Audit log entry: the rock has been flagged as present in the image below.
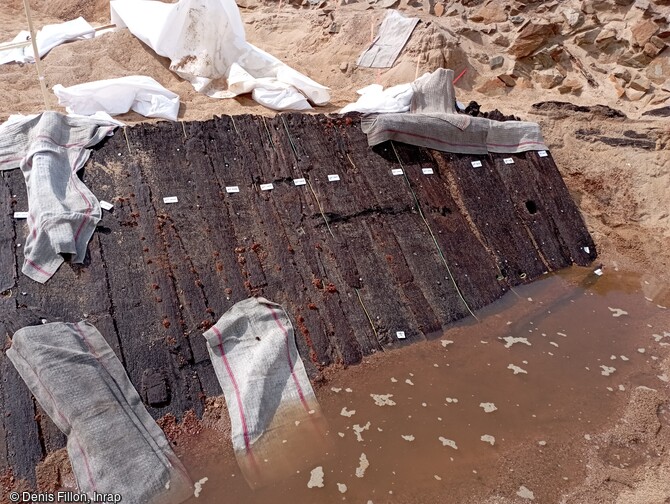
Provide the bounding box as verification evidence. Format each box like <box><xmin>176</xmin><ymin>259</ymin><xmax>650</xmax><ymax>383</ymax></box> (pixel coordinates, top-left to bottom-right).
<box><xmin>516</xmin><ymin>77</ymin><xmax>534</xmax><ymax>90</ymax></box>
<box><xmin>236</xmin><ymin>0</ymin><xmax>260</xmax><ymax>8</ymax></box>
<box><xmin>380</xmin><ymin>0</ymin><xmax>400</xmax><ymax>8</ymax></box>
<box><xmin>490</xmin><ymin>55</ymin><xmax>505</xmax><ymax>69</ymax></box>
<box><xmin>561</xmin><ymin>8</ymin><xmax>584</xmax><ymax>28</ymax></box>
<box><xmin>532</xmin><ymin>50</ymin><xmax>557</xmax><ymax>69</ymax></box>
<box><xmin>470</xmin><ymin>1</ymin><xmax>507</xmax><ymax>24</ymax></box>
<box><xmin>536</xmin><ymin>1</ymin><xmax>559</xmax><ymax>13</ymax></box>
<box><xmin>497</xmin><ymin>73</ymin><xmax>517</xmax><ymax>86</ymax></box>
<box><xmin>647</xmin><ymin>58</ymin><xmax>670</xmax><ymax>84</ymax></box>
<box><xmin>609</xmin><ymin>75</ymin><xmax>627</xmax><ymax>98</ymax></box>
<box><xmin>339</xmin><ymin>62</ymin><xmax>348</xmax><ymax>72</ymax></box>
<box><xmin>595</xmin><ymin>28</ymin><xmax>617</xmax><ymax>46</ymax></box>
<box><xmin>558</xmin><ymin>78</ymin><xmax>583</xmax><ymax>94</ymax></box>
<box><xmin>629</xmin><ymin>73</ymin><xmax>652</xmax><ymax>92</ymax></box>
<box><xmin>575</xmin><ymin>28</ymin><xmax>601</xmax><ymax>46</ymax></box>
<box><xmin>329</xmin><ymin>22</ymin><xmax>340</xmax><ymax>33</ymax></box>
<box><xmin>493</xmin><ymin>34</ymin><xmax>510</xmax><ymax>46</ymax></box>
<box><xmin>590</xmin><ymin>63</ymin><xmax>608</xmax><ymax>74</ymax></box>
<box><xmin>643</xmin><ymin>36</ymin><xmax>666</xmax><ymax>58</ymax></box>
<box><xmin>619</xmin><ymin>50</ymin><xmax>652</xmax><ymax>68</ymax></box>
<box><xmin>509</xmin><ymin>15</ymin><xmax>525</xmax><ymax>24</ymax></box>
<box><xmin>634</xmin><ymin>0</ymin><xmax>650</xmax><ymax>11</ymax></box>
<box><xmin>434</xmin><ymin>3</ymin><xmax>445</xmax><ymax>16</ymax></box>
<box><xmin>509</xmin><ymin>22</ymin><xmax>560</xmax><ymax>58</ymax></box>
<box><xmin>614</xmin><ymin>67</ymin><xmax>632</xmax><ymax>83</ymax></box>
<box><xmin>625</xmin><ymin>87</ymin><xmax>647</xmax><ymax>100</ymax></box>
<box><xmin>475</xmin><ymin>77</ymin><xmax>508</xmax><ymax>96</ymax></box>
<box><xmin>509</xmin><ymin>1</ymin><xmax>527</xmax><ymax>16</ymax></box>
<box><xmin>533</xmin><ymin>68</ymin><xmax>565</xmax><ymax>89</ymax></box>
<box><xmin>631</xmin><ymin>19</ymin><xmax>659</xmax><ymax>46</ymax></box>
<box><xmin>644</xmin><ymin>41</ymin><xmax>663</xmax><ymax>58</ymax></box>
<box><xmin>582</xmin><ymin>1</ymin><xmax>595</xmax><ymax>14</ymax></box>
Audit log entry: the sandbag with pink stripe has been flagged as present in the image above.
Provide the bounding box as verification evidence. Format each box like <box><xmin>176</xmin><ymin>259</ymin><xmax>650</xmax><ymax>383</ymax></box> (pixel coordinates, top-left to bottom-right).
<box><xmin>203</xmin><ymin>297</ymin><xmax>328</xmax><ymax>488</ymax></box>
<box><xmin>7</xmin><ymin>321</ymin><xmax>193</xmax><ymax>503</ymax></box>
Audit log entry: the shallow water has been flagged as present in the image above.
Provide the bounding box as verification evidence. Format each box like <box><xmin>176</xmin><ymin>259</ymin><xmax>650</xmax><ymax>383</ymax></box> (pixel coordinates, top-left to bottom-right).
<box><xmin>181</xmin><ymin>266</ymin><xmax>670</xmax><ymax>503</ymax></box>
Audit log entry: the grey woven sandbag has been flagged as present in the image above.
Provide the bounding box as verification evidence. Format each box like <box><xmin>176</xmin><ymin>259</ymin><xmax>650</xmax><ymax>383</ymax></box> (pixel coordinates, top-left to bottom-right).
<box><xmin>203</xmin><ymin>297</ymin><xmax>329</xmax><ymax>489</ymax></box>
<box><xmin>361</xmin><ymin>68</ymin><xmax>548</xmax><ymax>154</ymax></box>
<box><xmin>7</xmin><ymin>321</ymin><xmax>193</xmax><ymax>504</ymax></box>
<box><xmin>0</xmin><ymin>112</ymin><xmax>117</xmax><ymax>283</ymax></box>
<box><xmin>361</xmin><ymin>112</ymin><xmax>490</xmax><ymax>154</ymax></box>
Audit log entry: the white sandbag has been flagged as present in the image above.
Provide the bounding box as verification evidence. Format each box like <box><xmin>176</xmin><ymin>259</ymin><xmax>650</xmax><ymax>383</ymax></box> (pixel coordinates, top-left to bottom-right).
<box><xmin>357</xmin><ymin>10</ymin><xmax>419</xmax><ymax>69</ymax></box>
<box><xmin>0</xmin><ymin>31</ymin><xmax>30</xmax><ymax>65</ymax></box>
<box><xmin>53</xmin><ymin>76</ymin><xmax>181</xmax><ymax>121</ymax></box>
<box><xmin>340</xmin><ymin>83</ymin><xmax>414</xmax><ymax>114</ymax></box>
<box><xmin>0</xmin><ymin>18</ymin><xmax>94</xmax><ymax>65</ymax></box>
<box><xmin>110</xmin><ymin>0</ymin><xmax>330</xmax><ymax>111</ymax></box>
<box><xmin>25</xmin><ymin>17</ymin><xmax>95</xmax><ymax>62</ymax></box>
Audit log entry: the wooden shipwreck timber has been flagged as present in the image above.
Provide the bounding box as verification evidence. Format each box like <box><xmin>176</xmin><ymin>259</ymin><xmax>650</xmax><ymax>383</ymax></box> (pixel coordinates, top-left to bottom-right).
<box><xmin>0</xmin><ymin>113</ymin><xmax>596</xmax><ymax>485</ymax></box>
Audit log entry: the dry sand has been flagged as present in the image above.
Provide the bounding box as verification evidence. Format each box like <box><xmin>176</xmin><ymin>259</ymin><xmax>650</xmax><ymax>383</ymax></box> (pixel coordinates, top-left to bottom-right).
<box><xmin>1</xmin><ymin>0</ymin><xmax>669</xmax><ymax>502</ymax></box>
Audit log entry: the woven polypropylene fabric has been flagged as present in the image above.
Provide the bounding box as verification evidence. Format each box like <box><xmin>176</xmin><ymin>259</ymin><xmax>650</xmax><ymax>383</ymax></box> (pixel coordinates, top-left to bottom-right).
<box><xmin>357</xmin><ymin>10</ymin><xmax>419</xmax><ymax>69</ymax></box>
<box><xmin>361</xmin><ymin>68</ymin><xmax>548</xmax><ymax>154</ymax></box>
<box><xmin>7</xmin><ymin>321</ymin><xmax>193</xmax><ymax>504</ymax></box>
<box><xmin>0</xmin><ymin>112</ymin><xmax>117</xmax><ymax>283</ymax></box>
<box><xmin>203</xmin><ymin>297</ymin><xmax>326</xmax><ymax>488</ymax></box>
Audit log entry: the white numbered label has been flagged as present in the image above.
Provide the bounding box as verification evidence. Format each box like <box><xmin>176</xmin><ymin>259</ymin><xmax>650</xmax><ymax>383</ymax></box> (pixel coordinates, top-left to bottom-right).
<box><xmin>538</xmin><ymin>150</ymin><xmax>548</xmax><ymax>157</ymax></box>
<box><xmin>100</xmin><ymin>200</ymin><xmax>114</xmax><ymax>211</ymax></box>
<box><xmin>260</xmin><ymin>183</ymin><xmax>274</xmax><ymax>191</ymax></box>
<box><xmin>293</xmin><ymin>178</ymin><xmax>307</xmax><ymax>186</ymax></box>
<box><xmin>391</xmin><ymin>168</ymin><xmax>404</xmax><ymax>176</ymax></box>
<box><xmin>503</xmin><ymin>158</ymin><xmax>514</xmax><ymax>165</ymax></box>
<box><xmin>396</xmin><ymin>331</ymin><xmax>406</xmax><ymax>340</ymax></box>
<box><xmin>328</xmin><ymin>174</ymin><xmax>341</xmax><ymax>182</ymax></box>
<box><xmin>471</xmin><ymin>160</ymin><xmax>483</xmax><ymax>168</ymax></box>
<box><xmin>422</xmin><ymin>167</ymin><xmax>434</xmax><ymax>175</ymax></box>
<box><xmin>163</xmin><ymin>196</ymin><xmax>178</xmax><ymax>204</ymax></box>
<box><xmin>226</xmin><ymin>186</ymin><xmax>240</xmax><ymax>193</ymax></box>
<box><xmin>13</xmin><ymin>211</ymin><xmax>28</xmax><ymax>219</ymax></box>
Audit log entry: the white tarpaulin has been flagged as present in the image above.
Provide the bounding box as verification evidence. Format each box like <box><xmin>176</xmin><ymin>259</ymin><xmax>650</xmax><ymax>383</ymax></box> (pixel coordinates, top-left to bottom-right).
<box><xmin>110</xmin><ymin>0</ymin><xmax>330</xmax><ymax>111</ymax></box>
<box><xmin>0</xmin><ymin>17</ymin><xmax>94</xmax><ymax>65</ymax></box>
<box><xmin>53</xmin><ymin>76</ymin><xmax>181</xmax><ymax>121</ymax></box>
<box><xmin>340</xmin><ymin>83</ymin><xmax>414</xmax><ymax>114</ymax></box>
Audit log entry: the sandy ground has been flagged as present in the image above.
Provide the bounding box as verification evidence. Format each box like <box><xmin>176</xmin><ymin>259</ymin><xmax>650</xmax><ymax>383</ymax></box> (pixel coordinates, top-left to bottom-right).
<box><xmin>1</xmin><ymin>0</ymin><xmax>669</xmax><ymax>502</ymax></box>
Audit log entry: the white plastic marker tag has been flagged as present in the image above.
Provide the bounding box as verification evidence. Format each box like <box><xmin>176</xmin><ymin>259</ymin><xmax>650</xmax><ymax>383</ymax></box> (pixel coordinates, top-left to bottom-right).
<box><xmin>538</xmin><ymin>150</ymin><xmax>548</xmax><ymax>157</ymax></box>
<box><xmin>471</xmin><ymin>160</ymin><xmax>483</xmax><ymax>168</ymax></box>
<box><xmin>163</xmin><ymin>196</ymin><xmax>178</xmax><ymax>204</ymax></box>
<box><xmin>226</xmin><ymin>186</ymin><xmax>240</xmax><ymax>193</ymax></box>
<box><xmin>594</xmin><ymin>268</ymin><xmax>603</xmax><ymax>276</ymax></box>
<box><xmin>583</xmin><ymin>246</ymin><xmax>590</xmax><ymax>254</ymax></box>
<box><xmin>422</xmin><ymin>167</ymin><xmax>434</xmax><ymax>175</ymax></box>
<box><xmin>13</xmin><ymin>211</ymin><xmax>28</xmax><ymax>219</ymax></box>
<box><xmin>100</xmin><ymin>200</ymin><xmax>114</xmax><ymax>211</ymax></box>
<box><xmin>328</xmin><ymin>174</ymin><xmax>340</xmax><ymax>182</ymax></box>
<box><xmin>260</xmin><ymin>183</ymin><xmax>274</xmax><ymax>191</ymax></box>
<box><xmin>503</xmin><ymin>158</ymin><xmax>514</xmax><ymax>165</ymax></box>
<box><xmin>294</xmin><ymin>178</ymin><xmax>307</xmax><ymax>186</ymax></box>
<box><xmin>396</xmin><ymin>331</ymin><xmax>406</xmax><ymax>340</ymax></box>
<box><xmin>391</xmin><ymin>168</ymin><xmax>404</xmax><ymax>176</ymax></box>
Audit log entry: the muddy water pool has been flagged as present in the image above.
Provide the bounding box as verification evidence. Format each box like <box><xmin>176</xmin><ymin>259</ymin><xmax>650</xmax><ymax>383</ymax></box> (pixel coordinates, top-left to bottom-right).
<box><xmin>181</xmin><ymin>266</ymin><xmax>670</xmax><ymax>503</ymax></box>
